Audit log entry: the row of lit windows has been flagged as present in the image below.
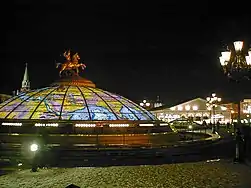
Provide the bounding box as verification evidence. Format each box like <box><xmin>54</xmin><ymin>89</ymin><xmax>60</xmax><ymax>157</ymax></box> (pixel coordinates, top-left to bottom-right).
<box><xmin>170</xmin><ymin>105</ymin><xmax>198</xmax><ymax>111</ymax></box>
<box><xmin>1</xmin><ymin>122</ymin><xmax>158</xmax><ymax>127</ymax></box>
<box><xmin>169</xmin><ymin>105</ymin><xmax>227</xmax><ymax>111</ymax></box>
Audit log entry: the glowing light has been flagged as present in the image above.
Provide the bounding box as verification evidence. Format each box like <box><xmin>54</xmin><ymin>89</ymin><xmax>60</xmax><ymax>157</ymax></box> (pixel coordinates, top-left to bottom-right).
<box><xmin>206</xmin><ymin>159</ymin><xmax>220</xmax><ymax>163</ymax></box>
<box><xmin>143</xmin><ymin>100</ymin><xmax>146</xmax><ymax>103</ymax></box>
<box><xmin>246</xmin><ymin>55</ymin><xmax>251</xmax><ymax>65</ymax></box>
<box><xmin>177</xmin><ymin>106</ymin><xmax>183</xmax><ymax>111</ymax></box>
<box><xmin>140</xmin><ymin>103</ymin><xmax>144</xmax><ymax>106</ymax></box>
<box><xmin>34</xmin><ymin>123</ymin><xmax>58</xmax><ymax>127</ymax></box>
<box><xmin>188</xmin><ymin>125</ymin><xmax>193</xmax><ymax>129</ymax></box>
<box><xmin>18</xmin><ymin>163</ymin><xmax>22</xmax><ymax>167</ymax></box>
<box><xmin>139</xmin><ymin>124</ymin><xmax>154</xmax><ymax>126</ymax></box>
<box><xmin>1</xmin><ymin>122</ymin><xmax>22</xmax><ymax>126</ymax></box>
<box><xmin>30</xmin><ymin>144</ymin><xmax>38</xmax><ymax>152</ymax></box>
<box><xmin>219</xmin><ymin>56</ymin><xmax>226</xmax><ymax>66</ymax></box>
<box><xmin>146</xmin><ymin>102</ymin><xmax>150</xmax><ymax>107</ymax></box>
<box><xmin>221</xmin><ymin>106</ymin><xmax>227</xmax><ymax>110</ymax></box>
<box><xmin>221</xmin><ymin>51</ymin><xmax>231</xmax><ymax>62</ymax></box>
<box><xmin>195</xmin><ymin>113</ymin><xmax>202</xmax><ymax>117</ymax></box>
<box><xmin>212</xmin><ymin>93</ymin><xmax>216</xmax><ymax>97</ymax></box>
<box><xmin>109</xmin><ymin>124</ymin><xmax>129</xmax><ymax>127</ymax></box>
<box><xmin>170</xmin><ymin>107</ymin><xmax>175</xmax><ymax>111</ymax></box>
<box><xmin>192</xmin><ymin>106</ymin><xmax>198</xmax><ymax>110</ymax></box>
<box><xmin>234</xmin><ymin>41</ymin><xmax>243</xmax><ymax>52</ymax></box>
<box><xmin>160</xmin><ymin>123</ymin><xmax>168</xmax><ymax>126</ymax></box>
<box><xmin>75</xmin><ymin>124</ymin><xmax>96</xmax><ymax>127</ymax></box>
<box><xmin>185</xmin><ymin>105</ymin><xmax>190</xmax><ymax>111</ymax></box>
<box><xmin>231</xmin><ymin>110</ymin><xmax>235</xmax><ymax>113</ymax></box>
<box><xmin>206</xmin><ymin>97</ymin><xmax>210</xmax><ymax>101</ymax></box>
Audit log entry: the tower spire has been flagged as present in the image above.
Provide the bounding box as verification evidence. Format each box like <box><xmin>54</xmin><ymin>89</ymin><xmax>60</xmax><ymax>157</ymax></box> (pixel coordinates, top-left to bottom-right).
<box><xmin>21</xmin><ymin>63</ymin><xmax>30</xmax><ymax>92</ymax></box>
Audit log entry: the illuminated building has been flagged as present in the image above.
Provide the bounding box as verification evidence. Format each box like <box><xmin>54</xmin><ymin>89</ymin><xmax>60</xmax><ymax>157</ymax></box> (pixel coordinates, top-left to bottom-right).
<box><xmin>154</xmin><ymin>96</ymin><xmax>163</xmax><ymax>108</ymax></box>
<box><xmin>150</xmin><ymin>98</ymin><xmax>232</xmax><ymax>124</ymax></box>
<box><xmin>0</xmin><ymin>77</ymin><xmax>157</xmax><ymax>122</ymax></box>
<box><xmin>0</xmin><ymin>51</ymin><xmax>174</xmax><ymax>148</ymax></box>
<box><xmin>241</xmin><ymin>99</ymin><xmax>251</xmax><ymax>124</ymax></box>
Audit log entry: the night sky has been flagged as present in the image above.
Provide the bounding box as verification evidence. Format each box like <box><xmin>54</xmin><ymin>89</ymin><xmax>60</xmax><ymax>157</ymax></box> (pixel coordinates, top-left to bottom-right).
<box><xmin>2</xmin><ymin>1</ymin><xmax>251</xmax><ymax>105</ymax></box>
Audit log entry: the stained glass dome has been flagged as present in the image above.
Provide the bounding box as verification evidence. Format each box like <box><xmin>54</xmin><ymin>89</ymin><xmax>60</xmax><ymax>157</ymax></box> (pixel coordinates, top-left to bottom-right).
<box><xmin>0</xmin><ymin>76</ymin><xmax>157</xmax><ymax>121</ymax></box>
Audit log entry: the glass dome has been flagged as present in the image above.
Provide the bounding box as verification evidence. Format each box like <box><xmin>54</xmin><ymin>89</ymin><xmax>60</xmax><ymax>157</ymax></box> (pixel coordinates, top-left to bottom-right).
<box><xmin>0</xmin><ymin>85</ymin><xmax>156</xmax><ymax>121</ymax></box>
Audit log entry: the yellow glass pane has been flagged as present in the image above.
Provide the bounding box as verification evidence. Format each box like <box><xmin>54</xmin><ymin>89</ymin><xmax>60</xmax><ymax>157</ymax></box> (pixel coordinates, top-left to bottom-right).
<box><xmin>31</xmin><ymin>111</ymin><xmax>59</xmax><ymax>120</ymax></box>
<box><xmin>0</xmin><ymin>111</ymin><xmax>9</xmax><ymax>118</ymax></box>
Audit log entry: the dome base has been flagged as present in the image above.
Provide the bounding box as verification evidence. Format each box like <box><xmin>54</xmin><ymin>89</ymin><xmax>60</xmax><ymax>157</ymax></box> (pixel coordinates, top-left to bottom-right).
<box><xmin>51</xmin><ymin>75</ymin><xmax>96</xmax><ymax>87</ymax></box>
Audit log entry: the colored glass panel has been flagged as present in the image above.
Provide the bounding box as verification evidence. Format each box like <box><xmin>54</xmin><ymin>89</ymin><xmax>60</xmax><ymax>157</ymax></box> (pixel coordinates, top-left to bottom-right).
<box><xmin>0</xmin><ymin>111</ymin><xmax>10</xmax><ymax>118</ymax></box>
<box><xmin>0</xmin><ymin>90</ymin><xmax>41</xmax><ymax>113</ymax></box>
<box><xmin>0</xmin><ymin>85</ymin><xmax>156</xmax><ymax>121</ymax></box>
<box><xmin>120</xmin><ymin>113</ymin><xmax>138</xmax><ymax>120</ymax></box>
<box><xmin>7</xmin><ymin>110</ymin><xmax>33</xmax><ymax>119</ymax></box>
<box><xmin>0</xmin><ymin>94</ymin><xmax>25</xmax><ymax>108</ymax></box>
<box><xmin>31</xmin><ymin>111</ymin><xmax>59</xmax><ymax>120</ymax></box>
<box><xmin>62</xmin><ymin>105</ymin><xmax>85</xmax><ymax>113</ymax></box>
<box><xmin>62</xmin><ymin>112</ymin><xmax>90</xmax><ymax>120</ymax></box>
<box><xmin>90</xmin><ymin>112</ymin><xmax>117</xmax><ymax>120</ymax></box>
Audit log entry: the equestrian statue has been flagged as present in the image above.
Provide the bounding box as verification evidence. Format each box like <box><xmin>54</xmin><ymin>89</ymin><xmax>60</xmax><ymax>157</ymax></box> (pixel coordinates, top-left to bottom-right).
<box><xmin>56</xmin><ymin>50</ymin><xmax>86</xmax><ymax>77</ymax></box>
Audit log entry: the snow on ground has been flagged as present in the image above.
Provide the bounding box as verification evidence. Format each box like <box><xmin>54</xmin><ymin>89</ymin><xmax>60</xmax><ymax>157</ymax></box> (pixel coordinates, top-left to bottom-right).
<box><xmin>0</xmin><ymin>160</ymin><xmax>251</xmax><ymax>188</ymax></box>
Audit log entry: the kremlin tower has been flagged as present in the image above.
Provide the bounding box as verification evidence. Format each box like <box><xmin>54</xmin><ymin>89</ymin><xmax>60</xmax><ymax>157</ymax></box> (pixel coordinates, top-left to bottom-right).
<box><xmin>20</xmin><ymin>63</ymin><xmax>30</xmax><ymax>92</ymax></box>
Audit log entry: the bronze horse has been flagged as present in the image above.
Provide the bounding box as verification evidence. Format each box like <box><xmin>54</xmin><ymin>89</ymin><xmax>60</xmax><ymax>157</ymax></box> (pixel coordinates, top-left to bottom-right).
<box><xmin>56</xmin><ymin>51</ymin><xmax>86</xmax><ymax>76</ymax></box>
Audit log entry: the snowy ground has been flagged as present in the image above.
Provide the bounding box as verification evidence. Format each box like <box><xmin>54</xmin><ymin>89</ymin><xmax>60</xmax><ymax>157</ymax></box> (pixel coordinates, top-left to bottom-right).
<box><xmin>1</xmin><ymin>160</ymin><xmax>251</xmax><ymax>188</ymax></box>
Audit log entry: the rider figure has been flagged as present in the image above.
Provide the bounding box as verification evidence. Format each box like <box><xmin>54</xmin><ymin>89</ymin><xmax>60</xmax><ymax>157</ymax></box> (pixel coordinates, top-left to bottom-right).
<box><xmin>57</xmin><ymin>50</ymin><xmax>86</xmax><ymax>77</ymax></box>
<box><xmin>64</xmin><ymin>50</ymin><xmax>71</xmax><ymax>62</ymax></box>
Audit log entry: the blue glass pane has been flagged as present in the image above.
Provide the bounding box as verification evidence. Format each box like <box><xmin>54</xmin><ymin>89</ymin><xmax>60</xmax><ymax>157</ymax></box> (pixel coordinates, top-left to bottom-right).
<box><xmin>120</xmin><ymin>113</ymin><xmax>138</xmax><ymax>120</ymax></box>
<box><xmin>63</xmin><ymin>113</ymin><xmax>90</xmax><ymax>120</ymax></box>
<box><xmin>90</xmin><ymin>112</ymin><xmax>117</xmax><ymax>120</ymax></box>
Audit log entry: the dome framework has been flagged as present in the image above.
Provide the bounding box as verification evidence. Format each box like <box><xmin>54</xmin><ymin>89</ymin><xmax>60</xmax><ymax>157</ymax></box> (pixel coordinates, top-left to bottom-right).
<box><xmin>0</xmin><ymin>51</ymin><xmax>160</xmax><ymax>127</ymax></box>
<box><xmin>0</xmin><ymin>51</ymin><xmax>175</xmax><ymax>152</ymax></box>
<box><xmin>0</xmin><ymin>84</ymin><xmax>156</xmax><ymax>122</ymax></box>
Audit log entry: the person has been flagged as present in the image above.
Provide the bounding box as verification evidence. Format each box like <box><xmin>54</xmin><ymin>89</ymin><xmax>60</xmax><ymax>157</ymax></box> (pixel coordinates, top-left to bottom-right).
<box><xmin>233</xmin><ymin>122</ymin><xmax>238</xmax><ymax>135</ymax></box>
<box><xmin>234</xmin><ymin>128</ymin><xmax>244</xmax><ymax>163</ymax></box>
<box><xmin>209</xmin><ymin>122</ymin><xmax>212</xmax><ymax>129</ymax></box>
<box><xmin>216</xmin><ymin>121</ymin><xmax>220</xmax><ymax>131</ymax></box>
<box><xmin>242</xmin><ymin>126</ymin><xmax>251</xmax><ymax>160</ymax></box>
<box><xmin>226</xmin><ymin>122</ymin><xmax>230</xmax><ymax>129</ymax></box>
<box><xmin>202</xmin><ymin>120</ymin><xmax>207</xmax><ymax>127</ymax></box>
<box><xmin>202</xmin><ymin>120</ymin><xmax>207</xmax><ymax>133</ymax></box>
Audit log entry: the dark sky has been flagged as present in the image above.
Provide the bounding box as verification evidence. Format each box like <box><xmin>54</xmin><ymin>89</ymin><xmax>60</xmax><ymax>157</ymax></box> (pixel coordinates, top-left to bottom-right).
<box><xmin>2</xmin><ymin>1</ymin><xmax>251</xmax><ymax>105</ymax></box>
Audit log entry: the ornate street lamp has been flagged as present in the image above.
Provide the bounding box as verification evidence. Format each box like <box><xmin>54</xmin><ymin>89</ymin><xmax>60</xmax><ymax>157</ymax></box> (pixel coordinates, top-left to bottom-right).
<box><xmin>140</xmin><ymin>99</ymin><xmax>151</xmax><ymax>108</ymax></box>
<box><xmin>220</xmin><ymin>41</ymin><xmax>251</xmax><ymax>81</ymax></box>
<box><xmin>206</xmin><ymin>93</ymin><xmax>221</xmax><ymax>133</ymax></box>
<box><xmin>219</xmin><ymin>41</ymin><xmax>251</xmax><ymax>126</ymax></box>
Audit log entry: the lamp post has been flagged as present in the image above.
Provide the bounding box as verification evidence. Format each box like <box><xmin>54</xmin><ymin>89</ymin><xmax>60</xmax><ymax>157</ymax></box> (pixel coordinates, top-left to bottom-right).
<box><xmin>219</xmin><ymin>41</ymin><xmax>251</xmax><ymax>162</ymax></box>
<box><xmin>219</xmin><ymin>41</ymin><xmax>251</xmax><ymax>127</ymax></box>
<box><xmin>30</xmin><ymin>143</ymin><xmax>39</xmax><ymax>172</ymax></box>
<box><xmin>206</xmin><ymin>93</ymin><xmax>222</xmax><ymax>133</ymax></box>
<box><xmin>140</xmin><ymin>99</ymin><xmax>151</xmax><ymax>108</ymax></box>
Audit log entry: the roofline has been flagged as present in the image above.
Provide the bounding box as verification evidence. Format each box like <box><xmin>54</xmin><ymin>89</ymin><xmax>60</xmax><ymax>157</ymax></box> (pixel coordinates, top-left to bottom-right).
<box><xmin>150</xmin><ymin>97</ymin><xmax>228</xmax><ymax>112</ymax></box>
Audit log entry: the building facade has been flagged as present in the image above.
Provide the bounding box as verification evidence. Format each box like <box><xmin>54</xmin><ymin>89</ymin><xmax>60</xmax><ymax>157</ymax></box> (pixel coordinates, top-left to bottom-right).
<box><xmin>150</xmin><ymin>98</ymin><xmax>232</xmax><ymax>124</ymax></box>
<box><xmin>241</xmin><ymin>99</ymin><xmax>251</xmax><ymax>124</ymax></box>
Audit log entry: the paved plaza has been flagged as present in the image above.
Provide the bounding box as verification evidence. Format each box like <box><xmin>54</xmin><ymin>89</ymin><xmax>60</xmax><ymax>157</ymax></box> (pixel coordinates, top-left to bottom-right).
<box><xmin>0</xmin><ymin>160</ymin><xmax>251</xmax><ymax>188</ymax></box>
